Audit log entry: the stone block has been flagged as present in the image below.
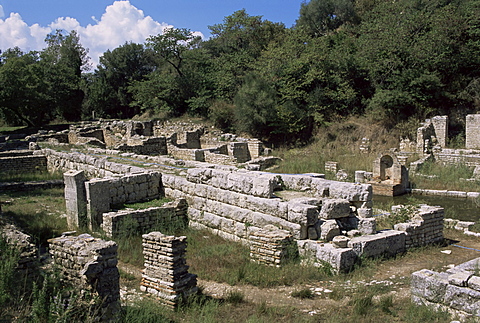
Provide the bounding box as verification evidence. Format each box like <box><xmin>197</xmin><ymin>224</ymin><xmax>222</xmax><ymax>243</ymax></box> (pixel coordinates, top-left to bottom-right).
<box><xmin>348</xmin><ymin>234</ymin><xmax>387</xmax><ymax>258</ymax></box>
<box><xmin>358</xmin><ymin>218</ymin><xmax>377</xmax><ymax>235</ymax></box>
<box><xmin>332</xmin><ymin>235</ymin><xmax>350</xmax><ymax>248</ymax></box>
<box><xmin>411</xmin><ymin>269</ymin><xmax>449</xmax><ymax>303</ymax></box>
<box><xmin>319</xmin><ymin>199</ymin><xmax>351</xmax><ymax>219</ymax></box>
<box><xmin>315</xmin><ymin>243</ymin><xmax>357</xmax><ymax>273</ymax></box>
<box><xmin>320</xmin><ymin>220</ymin><xmax>340</xmax><ymax>241</ymax></box>
<box><xmin>449</xmin><ymin>271</ymin><xmax>473</xmax><ymax>287</ymax></box>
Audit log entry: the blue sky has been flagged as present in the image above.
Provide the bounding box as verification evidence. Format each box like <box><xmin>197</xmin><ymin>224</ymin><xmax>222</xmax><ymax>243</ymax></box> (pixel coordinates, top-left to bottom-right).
<box><xmin>0</xmin><ymin>0</ymin><xmax>305</xmax><ymax>66</ymax></box>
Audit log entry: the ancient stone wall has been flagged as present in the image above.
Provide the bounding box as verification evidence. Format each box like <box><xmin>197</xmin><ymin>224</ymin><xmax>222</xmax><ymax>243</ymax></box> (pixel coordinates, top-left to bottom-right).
<box><xmin>141</xmin><ymin>232</ymin><xmax>198</xmax><ymax>308</ymax></box>
<box><xmin>167</xmin><ymin>145</ymin><xmax>205</xmax><ymax>162</ymax></box>
<box><xmin>1</xmin><ymin>224</ymin><xmax>38</xmax><ymax>277</ymax></box>
<box><xmin>0</xmin><ymin>154</ymin><xmax>47</xmax><ymax>174</ymax></box>
<box><xmin>412</xmin><ymin>257</ymin><xmax>480</xmax><ymax>318</ymax></box>
<box><xmin>102</xmin><ymin>199</ymin><xmax>188</xmax><ymax>238</ymax></box>
<box><xmin>466</xmin><ymin>114</ymin><xmax>480</xmax><ymax>149</ymax></box>
<box><xmin>393</xmin><ymin>205</ymin><xmax>444</xmax><ymax>249</ymax></box>
<box><xmin>85</xmin><ymin>171</ymin><xmax>162</xmax><ymax>229</ymax></box>
<box><xmin>44</xmin><ymin>149</ymin><xmax>145</xmax><ymax>178</ymax></box>
<box><xmin>48</xmin><ymin>234</ymin><xmax>120</xmax><ymax>319</ymax></box>
<box><xmin>435</xmin><ymin>149</ymin><xmax>480</xmax><ymax>166</ymax></box>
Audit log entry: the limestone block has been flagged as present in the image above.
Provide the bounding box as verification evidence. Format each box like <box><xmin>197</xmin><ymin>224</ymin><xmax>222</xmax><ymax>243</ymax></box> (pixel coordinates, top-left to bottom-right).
<box><xmin>287</xmin><ymin>203</ymin><xmax>319</xmax><ymax>225</ymax></box>
<box><xmin>444</xmin><ymin>284</ymin><xmax>480</xmax><ymax>315</ymax></box>
<box><xmin>319</xmin><ymin>199</ymin><xmax>351</xmax><ymax>219</ymax></box>
<box><xmin>328</xmin><ymin>182</ymin><xmax>372</xmax><ymax>202</ymax></box>
<box><xmin>348</xmin><ymin>234</ymin><xmax>388</xmax><ymax>258</ymax></box>
<box><xmin>411</xmin><ymin>269</ymin><xmax>449</xmax><ymax>303</ymax></box>
<box><xmin>315</xmin><ymin>243</ymin><xmax>357</xmax><ymax>273</ymax></box>
<box><xmin>377</xmin><ymin>230</ymin><xmax>405</xmax><ymax>256</ymax></box>
<box><xmin>468</xmin><ymin>276</ymin><xmax>480</xmax><ymax>292</ymax></box>
<box><xmin>332</xmin><ymin>235</ymin><xmax>350</xmax><ymax>248</ymax></box>
<box><xmin>358</xmin><ymin>218</ymin><xmax>377</xmax><ymax>235</ymax></box>
<box><xmin>307</xmin><ymin>226</ymin><xmax>319</xmax><ymax>240</ymax></box>
<box><xmin>449</xmin><ymin>271</ymin><xmax>473</xmax><ymax>287</ymax></box>
<box><xmin>320</xmin><ymin>220</ymin><xmax>340</xmax><ymax>241</ymax></box>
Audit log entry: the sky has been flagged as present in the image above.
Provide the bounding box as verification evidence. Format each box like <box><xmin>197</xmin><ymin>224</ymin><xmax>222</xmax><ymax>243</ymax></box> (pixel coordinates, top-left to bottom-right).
<box><xmin>0</xmin><ymin>0</ymin><xmax>305</xmax><ymax>67</ymax></box>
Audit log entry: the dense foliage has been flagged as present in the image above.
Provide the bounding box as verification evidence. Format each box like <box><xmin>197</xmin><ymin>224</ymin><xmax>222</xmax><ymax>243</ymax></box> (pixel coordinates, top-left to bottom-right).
<box><xmin>1</xmin><ymin>0</ymin><xmax>479</xmax><ymax>143</ymax></box>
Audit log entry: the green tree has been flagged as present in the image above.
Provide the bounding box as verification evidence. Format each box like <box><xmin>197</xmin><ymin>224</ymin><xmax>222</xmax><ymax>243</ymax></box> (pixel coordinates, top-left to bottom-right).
<box><xmin>0</xmin><ymin>49</ymin><xmax>51</xmax><ymax>126</ymax></box>
<box><xmin>84</xmin><ymin>42</ymin><xmax>155</xmax><ymax>118</ymax></box>
<box><xmin>296</xmin><ymin>0</ymin><xmax>359</xmax><ymax>37</ymax></box>
<box><xmin>41</xmin><ymin>30</ymin><xmax>89</xmax><ymax>121</ymax></box>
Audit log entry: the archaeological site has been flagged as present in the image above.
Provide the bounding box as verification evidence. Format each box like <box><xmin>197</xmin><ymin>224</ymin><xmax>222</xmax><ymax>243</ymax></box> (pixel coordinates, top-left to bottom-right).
<box><xmin>2</xmin><ymin>116</ymin><xmax>480</xmax><ymax>321</ymax></box>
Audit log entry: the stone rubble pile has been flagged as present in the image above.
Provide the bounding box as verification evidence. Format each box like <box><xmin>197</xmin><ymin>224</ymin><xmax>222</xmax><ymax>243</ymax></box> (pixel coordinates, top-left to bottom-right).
<box><xmin>249</xmin><ymin>226</ymin><xmax>295</xmax><ymax>267</ymax></box>
<box><xmin>140</xmin><ymin>232</ymin><xmax>198</xmax><ymax>308</ymax></box>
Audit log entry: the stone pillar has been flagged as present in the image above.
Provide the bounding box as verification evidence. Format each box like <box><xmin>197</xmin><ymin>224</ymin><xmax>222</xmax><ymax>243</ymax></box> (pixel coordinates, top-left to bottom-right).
<box><xmin>355</xmin><ymin>171</ymin><xmax>366</xmax><ymax>183</ymax></box>
<box><xmin>466</xmin><ymin>114</ymin><xmax>480</xmax><ymax>149</ymax></box>
<box><xmin>85</xmin><ymin>178</ymin><xmax>111</xmax><ymax>230</ymax></box>
<box><xmin>229</xmin><ymin>142</ymin><xmax>251</xmax><ymax>162</ymax></box>
<box><xmin>247</xmin><ymin>140</ymin><xmax>263</xmax><ymax>159</ymax></box>
<box><xmin>431</xmin><ymin>116</ymin><xmax>448</xmax><ymax>148</ymax></box>
<box><xmin>64</xmin><ymin>170</ymin><xmax>87</xmax><ymax>229</ymax></box>
<box><xmin>141</xmin><ymin>232</ymin><xmax>198</xmax><ymax>308</ymax></box>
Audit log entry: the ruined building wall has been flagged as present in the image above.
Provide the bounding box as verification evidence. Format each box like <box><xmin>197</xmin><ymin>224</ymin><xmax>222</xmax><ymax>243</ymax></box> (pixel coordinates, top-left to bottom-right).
<box><xmin>163</xmin><ymin>168</ymin><xmax>373</xmax><ymax>243</ymax></box>
<box><xmin>0</xmin><ymin>154</ymin><xmax>47</xmax><ymax>174</ymax></box>
<box><xmin>101</xmin><ymin>199</ymin><xmax>188</xmax><ymax>238</ymax></box>
<box><xmin>48</xmin><ymin>234</ymin><xmax>120</xmax><ymax>319</ymax></box>
<box><xmin>393</xmin><ymin>205</ymin><xmax>444</xmax><ymax>249</ymax></box>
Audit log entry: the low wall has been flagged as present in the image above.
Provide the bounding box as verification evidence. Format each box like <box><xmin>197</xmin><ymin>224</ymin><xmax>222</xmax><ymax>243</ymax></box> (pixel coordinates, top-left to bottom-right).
<box><xmin>101</xmin><ymin>199</ymin><xmax>188</xmax><ymax>238</ymax></box>
<box><xmin>412</xmin><ymin>257</ymin><xmax>480</xmax><ymax>318</ymax></box>
<box><xmin>249</xmin><ymin>226</ymin><xmax>296</xmax><ymax>267</ymax></box>
<box><xmin>435</xmin><ymin>149</ymin><xmax>480</xmax><ymax>166</ymax></box>
<box><xmin>1</xmin><ymin>224</ymin><xmax>38</xmax><ymax>277</ymax></box>
<box><xmin>393</xmin><ymin>205</ymin><xmax>444</xmax><ymax>249</ymax></box>
<box><xmin>44</xmin><ymin>149</ymin><xmax>145</xmax><ymax>178</ymax></box>
<box><xmin>0</xmin><ymin>155</ymin><xmax>47</xmax><ymax>174</ymax></box>
<box><xmin>48</xmin><ymin>234</ymin><xmax>120</xmax><ymax>320</ymax></box>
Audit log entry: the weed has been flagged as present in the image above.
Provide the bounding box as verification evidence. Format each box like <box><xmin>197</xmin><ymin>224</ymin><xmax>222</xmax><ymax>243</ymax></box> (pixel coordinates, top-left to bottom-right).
<box><xmin>350</xmin><ymin>292</ymin><xmax>373</xmax><ymax>316</ymax></box>
<box><xmin>291</xmin><ymin>288</ymin><xmax>314</xmax><ymax>299</ymax></box>
<box><xmin>225</xmin><ymin>290</ymin><xmax>245</xmax><ymax>304</ymax></box>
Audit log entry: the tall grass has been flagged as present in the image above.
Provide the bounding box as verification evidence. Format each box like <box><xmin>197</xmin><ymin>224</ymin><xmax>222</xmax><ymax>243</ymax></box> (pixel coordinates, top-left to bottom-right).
<box><xmin>411</xmin><ymin>159</ymin><xmax>478</xmax><ymax>191</ymax></box>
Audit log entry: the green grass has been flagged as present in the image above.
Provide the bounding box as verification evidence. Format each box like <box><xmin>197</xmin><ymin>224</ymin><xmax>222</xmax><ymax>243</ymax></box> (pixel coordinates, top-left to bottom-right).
<box><xmin>0</xmin><ymin>170</ymin><xmax>64</xmax><ymax>183</ymax></box>
<box><xmin>0</xmin><ymin>188</ymin><xmax>69</xmax><ymax>247</ymax></box>
<box><xmin>410</xmin><ymin>160</ymin><xmax>478</xmax><ymax>191</ymax></box>
<box><xmin>0</xmin><ymin>126</ymin><xmax>26</xmax><ymax>133</ymax></box>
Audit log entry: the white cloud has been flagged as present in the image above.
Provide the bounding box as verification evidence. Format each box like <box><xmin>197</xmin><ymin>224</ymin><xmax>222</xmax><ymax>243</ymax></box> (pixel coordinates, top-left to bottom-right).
<box><xmin>0</xmin><ymin>1</ymin><xmax>203</xmax><ymax>67</ymax></box>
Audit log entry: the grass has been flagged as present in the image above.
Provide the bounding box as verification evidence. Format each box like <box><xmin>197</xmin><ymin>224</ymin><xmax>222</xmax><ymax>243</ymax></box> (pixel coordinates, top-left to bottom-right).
<box><xmin>410</xmin><ymin>159</ymin><xmax>478</xmax><ymax>191</ymax></box>
<box><xmin>0</xmin><ymin>188</ymin><xmax>69</xmax><ymax>247</ymax></box>
<box><xmin>0</xmin><ymin>170</ymin><xmax>64</xmax><ymax>183</ymax></box>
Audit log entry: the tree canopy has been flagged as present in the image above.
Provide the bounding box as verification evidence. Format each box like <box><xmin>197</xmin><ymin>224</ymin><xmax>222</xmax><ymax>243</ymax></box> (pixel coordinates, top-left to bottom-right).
<box><xmin>0</xmin><ymin>1</ymin><xmax>479</xmax><ymax>144</ymax></box>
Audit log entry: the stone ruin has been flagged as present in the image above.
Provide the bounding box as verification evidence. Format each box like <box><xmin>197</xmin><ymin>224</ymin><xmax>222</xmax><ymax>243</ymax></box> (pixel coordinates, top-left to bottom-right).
<box><xmin>22</xmin><ymin>119</ymin><xmax>273</xmax><ymax>168</ymax></box>
<box><xmin>140</xmin><ymin>232</ymin><xmax>198</xmax><ymax>308</ymax></box>
<box><xmin>412</xmin><ymin>257</ymin><xmax>480</xmax><ymax>319</ymax></box>
<box><xmin>368</xmin><ymin>153</ymin><xmax>409</xmax><ymax>196</ymax></box>
<box><xmin>48</xmin><ymin>233</ymin><xmax>121</xmax><ymax>320</ymax></box>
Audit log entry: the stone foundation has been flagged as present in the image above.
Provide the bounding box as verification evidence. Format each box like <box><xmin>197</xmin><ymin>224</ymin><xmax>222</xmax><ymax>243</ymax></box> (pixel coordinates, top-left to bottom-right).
<box><xmin>249</xmin><ymin>226</ymin><xmax>296</xmax><ymax>267</ymax></box>
<box><xmin>412</xmin><ymin>257</ymin><xmax>480</xmax><ymax>318</ymax></box>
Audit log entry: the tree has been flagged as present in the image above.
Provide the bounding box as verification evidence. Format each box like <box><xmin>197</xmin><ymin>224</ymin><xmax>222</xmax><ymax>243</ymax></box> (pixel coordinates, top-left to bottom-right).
<box><xmin>84</xmin><ymin>42</ymin><xmax>155</xmax><ymax>118</ymax></box>
<box><xmin>0</xmin><ymin>50</ymin><xmax>51</xmax><ymax>126</ymax></box>
<box><xmin>41</xmin><ymin>30</ymin><xmax>90</xmax><ymax>121</ymax></box>
<box><xmin>296</xmin><ymin>0</ymin><xmax>359</xmax><ymax>37</ymax></box>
